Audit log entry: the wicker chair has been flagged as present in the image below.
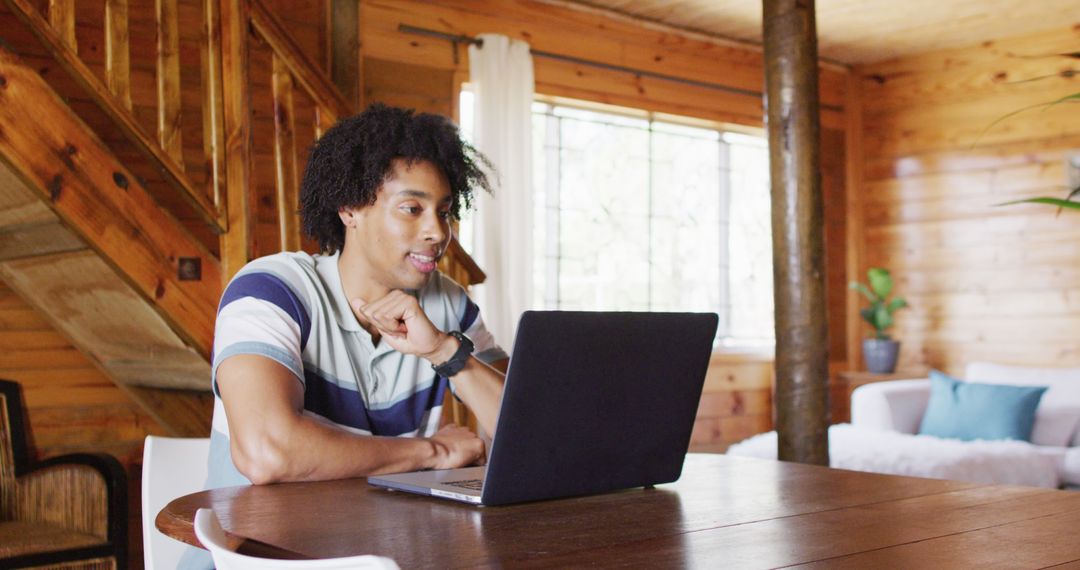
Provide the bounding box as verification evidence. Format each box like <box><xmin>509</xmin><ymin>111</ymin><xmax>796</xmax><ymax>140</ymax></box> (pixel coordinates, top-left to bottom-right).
<box><xmin>0</xmin><ymin>379</ymin><xmax>128</xmax><ymax>569</ymax></box>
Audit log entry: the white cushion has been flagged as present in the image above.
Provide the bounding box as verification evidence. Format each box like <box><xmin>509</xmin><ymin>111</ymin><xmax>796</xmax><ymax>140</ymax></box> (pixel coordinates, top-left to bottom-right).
<box><xmin>850</xmin><ymin>379</ymin><xmax>930</xmax><ymax>434</ymax></box>
<box><xmin>1064</xmin><ymin>447</ymin><xmax>1080</xmax><ymax>486</ymax></box>
<box><xmin>727</xmin><ymin>424</ymin><xmax>1062</xmax><ymax>488</ymax></box>
<box><xmin>965</xmin><ymin>362</ymin><xmax>1080</xmax><ymax>448</ymax></box>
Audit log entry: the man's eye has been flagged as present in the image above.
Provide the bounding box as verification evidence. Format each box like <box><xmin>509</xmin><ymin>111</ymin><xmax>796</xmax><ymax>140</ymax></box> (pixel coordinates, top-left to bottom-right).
<box><xmin>400</xmin><ymin>206</ymin><xmax>421</xmax><ymax>215</ymax></box>
<box><xmin>438</xmin><ymin>210</ymin><xmax>452</xmax><ymax>220</ymax></box>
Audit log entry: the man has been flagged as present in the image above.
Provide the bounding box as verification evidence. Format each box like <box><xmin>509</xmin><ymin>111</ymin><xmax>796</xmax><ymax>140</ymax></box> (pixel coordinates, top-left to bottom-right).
<box><xmin>180</xmin><ymin>103</ymin><xmax>506</xmax><ymax>568</ymax></box>
<box><xmin>205</xmin><ymin>103</ymin><xmax>508</xmax><ymax>489</ymax></box>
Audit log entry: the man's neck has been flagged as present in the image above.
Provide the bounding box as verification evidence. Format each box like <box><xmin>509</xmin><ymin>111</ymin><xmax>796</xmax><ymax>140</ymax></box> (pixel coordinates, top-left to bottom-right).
<box><xmin>336</xmin><ymin>245</ymin><xmax>390</xmax><ymax>306</ymax></box>
<box><xmin>336</xmin><ymin>247</ymin><xmax>391</xmax><ymax>345</ymax></box>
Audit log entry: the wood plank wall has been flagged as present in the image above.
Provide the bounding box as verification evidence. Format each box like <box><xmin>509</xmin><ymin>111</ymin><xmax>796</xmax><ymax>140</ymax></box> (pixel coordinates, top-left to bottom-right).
<box><xmin>853</xmin><ymin>25</ymin><xmax>1080</xmax><ymax>374</ymax></box>
<box><xmin>360</xmin><ymin>0</ymin><xmax>855</xmax><ymax>446</ymax></box>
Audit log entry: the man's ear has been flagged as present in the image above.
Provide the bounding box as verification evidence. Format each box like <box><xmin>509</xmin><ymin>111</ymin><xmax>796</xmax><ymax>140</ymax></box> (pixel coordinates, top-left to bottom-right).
<box><xmin>338</xmin><ymin>208</ymin><xmax>356</xmax><ymax>228</ymax></box>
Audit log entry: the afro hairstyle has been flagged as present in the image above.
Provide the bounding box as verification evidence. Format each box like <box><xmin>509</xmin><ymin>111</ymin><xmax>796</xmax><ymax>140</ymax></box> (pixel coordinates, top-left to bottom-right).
<box><xmin>299</xmin><ymin>103</ymin><xmax>493</xmax><ymax>253</ymax></box>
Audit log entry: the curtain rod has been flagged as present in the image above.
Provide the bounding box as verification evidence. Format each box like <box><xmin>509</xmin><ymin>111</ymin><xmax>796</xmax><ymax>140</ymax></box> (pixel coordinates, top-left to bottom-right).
<box><xmin>397</xmin><ymin>24</ymin><xmax>843</xmax><ymax>113</ymax></box>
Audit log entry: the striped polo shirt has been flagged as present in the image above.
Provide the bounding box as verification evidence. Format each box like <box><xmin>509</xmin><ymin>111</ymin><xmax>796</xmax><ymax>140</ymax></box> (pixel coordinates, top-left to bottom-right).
<box><xmin>204</xmin><ymin>250</ymin><xmax>506</xmax><ymax>489</ymax></box>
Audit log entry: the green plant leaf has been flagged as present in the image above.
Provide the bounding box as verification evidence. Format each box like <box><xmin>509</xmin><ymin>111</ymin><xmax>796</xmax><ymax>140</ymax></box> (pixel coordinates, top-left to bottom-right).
<box><xmin>997</xmin><ymin>197</ymin><xmax>1080</xmax><ymax>210</ymax></box>
<box><xmin>867</xmin><ymin>268</ymin><xmax>893</xmax><ymax>298</ymax></box>
<box><xmin>849</xmin><ymin>282</ymin><xmax>877</xmax><ymax>303</ymax></box>
<box><xmin>974</xmin><ymin>93</ymin><xmax>1079</xmax><ymax>146</ymax></box>
<box><xmin>974</xmin><ymin>103</ymin><xmax>1052</xmax><ymax>146</ymax></box>
<box><xmin>887</xmin><ymin>297</ymin><xmax>909</xmax><ymax>314</ymax></box>
<box><xmin>1043</xmin><ymin>92</ymin><xmax>1080</xmax><ymax>110</ymax></box>
<box><xmin>859</xmin><ymin>307</ymin><xmax>876</xmax><ymax>328</ymax></box>
<box><xmin>872</xmin><ymin>304</ymin><xmax>893</xmax><ymax>333</ymax></box>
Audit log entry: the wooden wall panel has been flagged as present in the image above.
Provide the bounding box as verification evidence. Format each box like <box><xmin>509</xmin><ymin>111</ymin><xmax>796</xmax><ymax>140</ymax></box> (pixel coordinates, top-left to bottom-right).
<box><xmin>360</xmin><ymin>0</ymin><xmax>847</xmax><ymax>129</ymax></box>
<box><xmin>855</xmin><ymin>25</ymin><xmax>1080</xmax><ymax>375</ymax></box>
<box><xmin>363</xmin><ymin>57</ymin><xmax>455</xmax><ymax>117</ymax></box>
<box><xmin>822</xmin><ymin>126</ymin><xmax>848</xmax><ymax>364</ymax></box>
<box><xmin>261</xmin><ymin>0</ymin><xmax>326</xmax><ymax>70</ymax></box>
<box><xmin>690</xmin><ymin>354</ymin><xmax>774</xmax><ymax>453</ymax></box>
<box><xmin>249</xmin><ymin>30</ymin><xmax>321</xmax><ymax>259</ymax></box>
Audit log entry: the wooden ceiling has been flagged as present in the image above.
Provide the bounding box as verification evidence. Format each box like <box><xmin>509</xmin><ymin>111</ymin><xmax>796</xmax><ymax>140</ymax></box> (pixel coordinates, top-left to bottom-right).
<box><xmin>547</xmin><ymin>0</ymin><xmax>1079</xmax><ymax>65</ymax></box>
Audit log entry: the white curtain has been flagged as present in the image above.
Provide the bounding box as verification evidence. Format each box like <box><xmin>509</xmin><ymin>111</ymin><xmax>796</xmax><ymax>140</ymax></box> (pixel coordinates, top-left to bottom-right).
<box><xmin>467</xmin><ymin>34</ymin><xmax>534</xmax><ymax>349</ymax></box>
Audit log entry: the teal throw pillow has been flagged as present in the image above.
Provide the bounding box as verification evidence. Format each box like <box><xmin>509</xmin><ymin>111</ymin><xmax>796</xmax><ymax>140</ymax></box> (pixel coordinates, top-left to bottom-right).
<box><xmin>917</xmin><ymin>370</ymin><xmax>1047</xmax><ymax>442</ymax></box>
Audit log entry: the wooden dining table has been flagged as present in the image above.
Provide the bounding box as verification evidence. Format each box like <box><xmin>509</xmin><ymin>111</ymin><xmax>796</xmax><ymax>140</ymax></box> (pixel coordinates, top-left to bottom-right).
<box><xmin>158</xmin><ymin>453</ymin><xmax>1080</xmax><ymax>568</ymax></box>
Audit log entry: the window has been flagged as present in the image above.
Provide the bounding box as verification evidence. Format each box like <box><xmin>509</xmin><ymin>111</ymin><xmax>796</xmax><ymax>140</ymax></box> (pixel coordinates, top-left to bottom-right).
<box><xmin>459</xmin><ymin>93</ymin><xmax>774</xmax><ymax>346</ymax></box>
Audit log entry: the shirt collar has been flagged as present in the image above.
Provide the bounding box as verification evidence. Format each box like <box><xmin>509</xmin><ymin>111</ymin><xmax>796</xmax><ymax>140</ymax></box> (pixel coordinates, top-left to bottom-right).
<box><xmin>315</xmin><ymin>250</ymin><xmax>364</xmax><ymax>333</ymax></box>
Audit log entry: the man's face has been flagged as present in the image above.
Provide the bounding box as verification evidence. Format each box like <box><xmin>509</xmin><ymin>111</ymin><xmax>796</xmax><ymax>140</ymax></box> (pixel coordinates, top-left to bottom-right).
<box><xmin>339</xmin><ymin>158</ymin><xmax>454</xmax><ymax>294</ymax></box>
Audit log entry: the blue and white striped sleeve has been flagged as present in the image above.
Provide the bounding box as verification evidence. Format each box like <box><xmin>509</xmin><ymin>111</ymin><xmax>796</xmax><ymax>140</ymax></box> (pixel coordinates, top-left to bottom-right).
<box><xmin>212</xmin><ymin>271</ymin><xmax>311</xmax><ymax>394</ymax></box>
<box><xmin>457</xmin><ymin>293</ymin><xmax>508</xmax><ymax>364</ymax></box>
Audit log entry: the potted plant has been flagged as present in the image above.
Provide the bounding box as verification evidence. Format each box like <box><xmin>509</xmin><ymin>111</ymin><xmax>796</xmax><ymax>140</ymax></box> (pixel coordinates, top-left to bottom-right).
<box><xmin>849</xmin><ymin>267</ymin><xmax>909</xmax><ymax>373</ymax></box>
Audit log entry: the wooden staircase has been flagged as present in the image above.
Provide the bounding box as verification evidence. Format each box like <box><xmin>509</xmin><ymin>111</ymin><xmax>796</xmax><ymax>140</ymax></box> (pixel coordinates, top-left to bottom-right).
<box><xmin>0</xmin><ymin>0</ymin><xmax>485</xmax><ymax>437</ymax></box>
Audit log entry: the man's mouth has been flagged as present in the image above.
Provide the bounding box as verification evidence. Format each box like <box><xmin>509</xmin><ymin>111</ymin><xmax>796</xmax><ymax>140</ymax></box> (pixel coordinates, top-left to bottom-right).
<box><xmin>408</xmin><ymin>252</ymin><xmax>439</xmax><ymax>273</ymax></box>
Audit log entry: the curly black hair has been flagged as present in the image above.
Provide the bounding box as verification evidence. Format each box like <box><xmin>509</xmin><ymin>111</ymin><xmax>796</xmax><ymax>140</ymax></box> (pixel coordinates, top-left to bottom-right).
<box><xmin>299</xmin><ymin>103</ymin><xmax>493</xmax><ymax>253</ymax></box>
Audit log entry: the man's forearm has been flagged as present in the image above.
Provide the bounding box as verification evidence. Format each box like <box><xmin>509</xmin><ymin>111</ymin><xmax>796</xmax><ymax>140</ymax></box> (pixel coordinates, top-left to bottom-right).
<box><xmin>232</xmin><ymin>414</ymin><xmax>441</xmax><ymax>484</ymax></box>
<box><xmin>446</xmin><ymin>356</ymin><xmax>505</xmax><ymax>436</ymax></box>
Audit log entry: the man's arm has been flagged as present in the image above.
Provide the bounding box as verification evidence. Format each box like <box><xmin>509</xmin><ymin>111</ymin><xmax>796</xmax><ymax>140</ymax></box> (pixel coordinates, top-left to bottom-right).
<box><xmin>355</xmin><ymin>290</ymin><xmax>506</xmax><ymax>436</ymax></box>
<box><xmin>217</xmin><ymin>354</ymin><xmax>485</xmax><ymax>484</ymax></box>
<box><xmin>426</xmin><ymin>345</ymin><xmax>506</xmax><ymax>436</ymax></box>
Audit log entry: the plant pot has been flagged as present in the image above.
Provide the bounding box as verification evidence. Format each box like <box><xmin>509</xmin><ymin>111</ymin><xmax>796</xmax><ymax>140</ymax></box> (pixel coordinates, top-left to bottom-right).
<box><xmin>863</xmin><ymin>339</ymin><xmax>900</xmax><ymax>374</ymax></box>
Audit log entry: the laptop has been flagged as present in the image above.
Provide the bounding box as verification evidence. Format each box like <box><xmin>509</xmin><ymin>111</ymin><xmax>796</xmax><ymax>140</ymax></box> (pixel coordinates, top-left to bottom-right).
<box><xmin>368</xmin><ymin>310</ymin><xmax>718</xmax><ymax>506</ymax></box>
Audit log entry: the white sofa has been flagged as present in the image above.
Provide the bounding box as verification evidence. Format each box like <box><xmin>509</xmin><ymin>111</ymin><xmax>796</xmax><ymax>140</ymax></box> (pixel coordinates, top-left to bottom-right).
<box><xmin>728</xmin><ymin>362</ymin><xmax>1080</xmax><ymax>489</ymax></box>
<box><xmin>850</xmin><ymin>362</ymin><xmax>1080</xmax><ymax>488</ymax></box>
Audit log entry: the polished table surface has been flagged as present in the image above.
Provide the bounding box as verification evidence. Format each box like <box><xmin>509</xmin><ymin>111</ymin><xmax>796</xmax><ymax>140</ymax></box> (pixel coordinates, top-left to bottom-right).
<box><xmin>158</xmin><ymin>454</ymin><xmax>1080</xmax><ymax>568</ymax></box>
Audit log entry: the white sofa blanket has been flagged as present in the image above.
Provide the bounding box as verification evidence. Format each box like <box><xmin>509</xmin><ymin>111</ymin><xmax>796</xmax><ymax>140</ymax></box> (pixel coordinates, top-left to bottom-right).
<box><xmin>727</xmin><ymin>423</ymin><xmax>1065</xmax><ymax>488</ymax></box>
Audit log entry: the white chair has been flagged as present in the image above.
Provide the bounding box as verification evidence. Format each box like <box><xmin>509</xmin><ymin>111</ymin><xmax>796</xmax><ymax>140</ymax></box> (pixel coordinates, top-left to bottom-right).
<box><xmin>193</xmin><ymin>508</ymin><xmax>400</xmax><ymax>569</ymax></box>
<box><xmin>142</xmin><ymin>436</ymin><xmax>211</xmax><ymax>570</ymax></box>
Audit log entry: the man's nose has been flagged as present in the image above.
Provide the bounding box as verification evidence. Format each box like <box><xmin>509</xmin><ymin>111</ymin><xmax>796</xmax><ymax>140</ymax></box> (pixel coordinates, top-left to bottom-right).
<box><xmin>423</xmin><ymin>213</ymin><xmax>447</xmax><ymax>243</ymax></box>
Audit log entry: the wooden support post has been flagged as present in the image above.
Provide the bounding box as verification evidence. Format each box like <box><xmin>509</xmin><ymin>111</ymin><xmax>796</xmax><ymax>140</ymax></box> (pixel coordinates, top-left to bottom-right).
<box><xmin>762</xmin><ymin>0</ymin><xmax>829</xmax><ymax>465</ymax></box>
<box><xmin>201</xmin><ymin>0</ymin><xmax>226</xmax><ymax>212</ymax></box>
<box><xmin>156</xmin><ymin>0</ymin><xmax>184</xmax><ymax>165</ymax></box>
<box><xmin>329</xmin><ymin>0</ymin><xmax>361</xmax><ymax>108</ymax></box>
<box><xmin>47</xmin><ymin>0</ymin><xmax>76</xmax><ymax>53</ymax></box>
<box><xmin>272</xmin><ymin>55</ymin><xmax>300</xmax><ymax>252</ymax></box>
<box><xmin>104</xmin><ymin>0</ymin><xmax>131</xmax><ymax>110</ymax></box>
<box><xmin>220</xmin><ymin>0</ymin><xmax>255</xmax><ymax>281</ymax></box>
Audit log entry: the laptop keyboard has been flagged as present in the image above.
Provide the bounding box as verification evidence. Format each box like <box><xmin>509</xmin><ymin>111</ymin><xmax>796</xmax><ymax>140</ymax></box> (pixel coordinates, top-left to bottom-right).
<box><xmin>445</xmin><ymin>479</ymin><xmax>483</xmax><ymax>491</ymax></box>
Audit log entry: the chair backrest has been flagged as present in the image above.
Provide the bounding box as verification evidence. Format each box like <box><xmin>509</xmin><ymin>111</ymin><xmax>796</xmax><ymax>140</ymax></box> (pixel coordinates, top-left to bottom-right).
<box><xmin>142</xmin><ymin>436</ymin><xmax>211</xmax><ymax>570</ymax></box>
<box><xmin>193</xmin><ymin>509</ymin><xmax>399</xmax><ymax>570</ymax></box>
<box><xmin>1</xmin><ymin>380</ymin><xmax>33</xmax><ymax>488</ymax></box>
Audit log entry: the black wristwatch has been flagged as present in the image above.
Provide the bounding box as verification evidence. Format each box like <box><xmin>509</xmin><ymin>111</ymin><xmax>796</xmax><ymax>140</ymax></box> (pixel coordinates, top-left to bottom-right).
<box><xmin>431</xmin><ymin>330</ymin><xmax>474</xmax><ymax>377</ymax></box>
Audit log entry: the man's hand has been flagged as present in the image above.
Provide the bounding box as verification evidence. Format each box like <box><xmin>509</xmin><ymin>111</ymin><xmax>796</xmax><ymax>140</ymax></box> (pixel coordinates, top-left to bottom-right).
<box><xmin>353</xmin><ymin>290</ymin><xmax>453</xmax><ymax>360</ymax></box>
<box><xmin>428</xmin><ymin>424</ymin><xmax>487</xmax><ymax>469</ymax></box>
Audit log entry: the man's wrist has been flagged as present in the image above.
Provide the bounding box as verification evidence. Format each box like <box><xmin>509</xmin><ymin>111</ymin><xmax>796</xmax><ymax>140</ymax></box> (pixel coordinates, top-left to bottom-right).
<box><xmin>425</xmin><ymin>437</ymin><xmax>446</xmax><ymax>470</ymax></box>
<box><xmin>423</xmin><ymin>333</ymin><xmax>460</xmax><ymax>366</ymax></box>
<box><xmin>429</xmin><ymin>331</ymin><xmax>474</xmax><ymax>377</ymax></box>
